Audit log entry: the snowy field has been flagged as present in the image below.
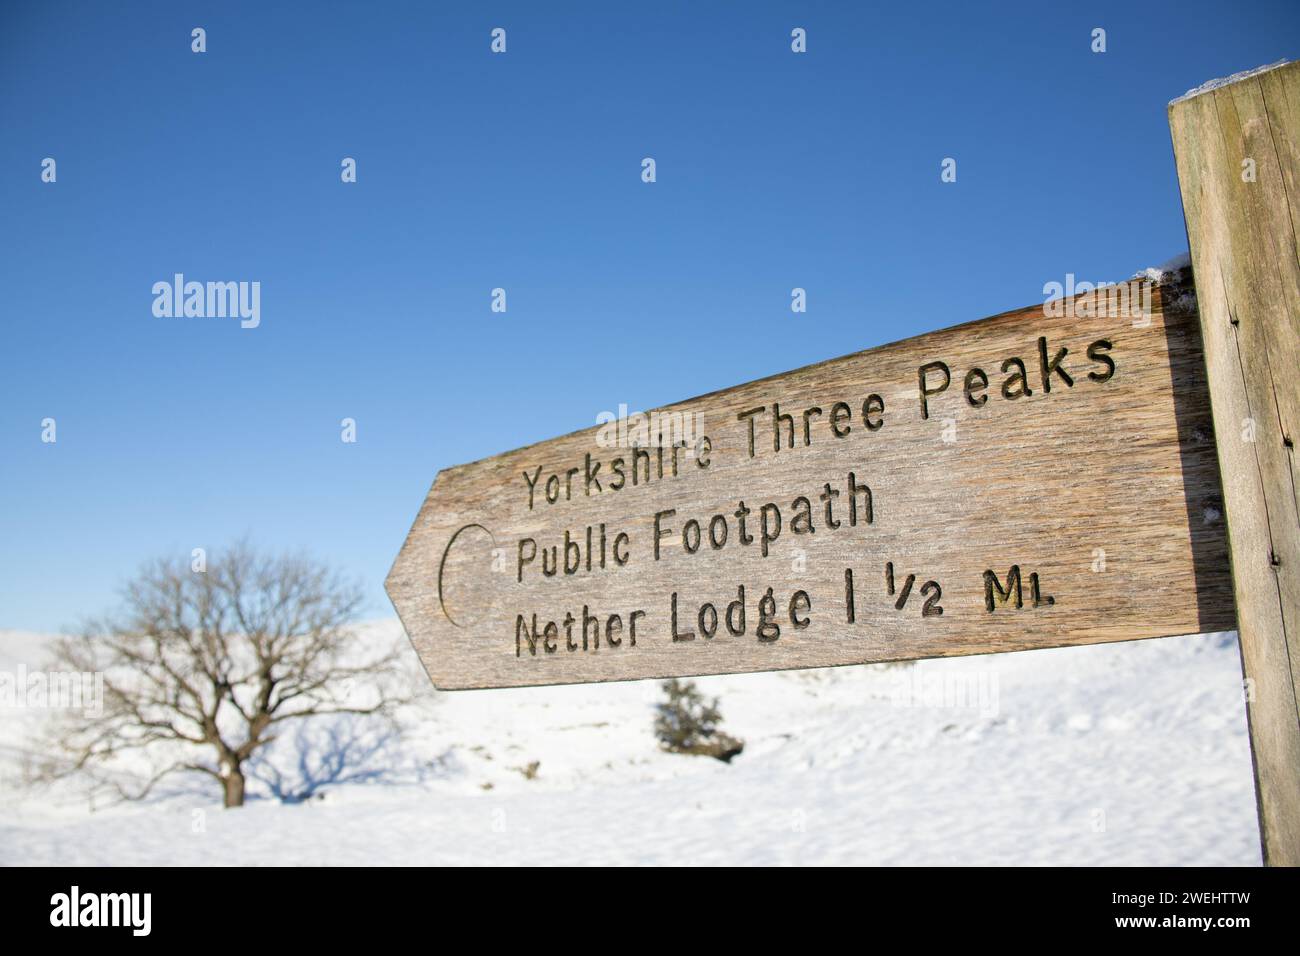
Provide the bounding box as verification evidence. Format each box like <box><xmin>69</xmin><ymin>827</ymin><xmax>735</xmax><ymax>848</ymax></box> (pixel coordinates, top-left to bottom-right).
<box><xmin>0</xmin><ymin>621</ymin><xmax>1260</xmax><ymax>866</ymax></box>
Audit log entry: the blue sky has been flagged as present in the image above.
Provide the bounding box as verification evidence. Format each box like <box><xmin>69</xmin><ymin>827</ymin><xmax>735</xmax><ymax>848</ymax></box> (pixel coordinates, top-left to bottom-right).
<box><xmin>2</xmin><ymin>1</ymin><xmax>1296</xmax><ymax>631</ymax></box>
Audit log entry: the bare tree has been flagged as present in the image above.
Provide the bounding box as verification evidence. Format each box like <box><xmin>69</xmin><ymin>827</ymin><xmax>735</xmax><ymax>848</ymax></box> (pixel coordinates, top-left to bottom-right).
<box><xmin>43</xmin><ymin>542</ymin><xmax>406</xmax><ymax>808</ymax></box>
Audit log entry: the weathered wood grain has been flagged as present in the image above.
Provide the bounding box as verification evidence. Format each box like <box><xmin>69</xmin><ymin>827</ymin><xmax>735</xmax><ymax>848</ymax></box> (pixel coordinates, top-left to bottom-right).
<box><xmin>1169</xmin><ymin>59</ymin><xmax>1300</xmax><ymax>866</ymax></box>
<box><xmin>387</xmin><ymin>281</ymin><xmax>1232</xmax><ymax>693</ymax></box>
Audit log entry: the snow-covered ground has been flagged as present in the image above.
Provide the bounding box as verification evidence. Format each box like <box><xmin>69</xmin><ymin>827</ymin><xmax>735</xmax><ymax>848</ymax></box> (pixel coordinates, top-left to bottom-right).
<box><xmin>0</xmin><ymin>621</ymin><xmax>1260</xmax><ymax>865</ymax></box>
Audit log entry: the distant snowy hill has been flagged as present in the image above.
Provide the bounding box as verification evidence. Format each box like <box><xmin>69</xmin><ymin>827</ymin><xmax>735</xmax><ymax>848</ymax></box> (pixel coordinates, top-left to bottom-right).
<box><xmin>0</xmin><ymin>621</ymin><xmax>1260</xmax><ymax>865</ymax></box>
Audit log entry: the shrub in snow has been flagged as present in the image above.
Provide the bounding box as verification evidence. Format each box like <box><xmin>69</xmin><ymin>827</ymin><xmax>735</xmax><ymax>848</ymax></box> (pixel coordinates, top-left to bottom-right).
<box><xmin>653</xmin><ymin>679</ymin><xmax>743</xmax><ymax>762</ymax></box>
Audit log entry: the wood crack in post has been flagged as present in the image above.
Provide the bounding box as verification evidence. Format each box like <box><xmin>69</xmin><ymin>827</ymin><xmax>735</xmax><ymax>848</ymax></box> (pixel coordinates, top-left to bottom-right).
<box><xmin>1258</xmin><ymin>83</ymin><xmax>1300</xmax><ymax>272</ymax></box>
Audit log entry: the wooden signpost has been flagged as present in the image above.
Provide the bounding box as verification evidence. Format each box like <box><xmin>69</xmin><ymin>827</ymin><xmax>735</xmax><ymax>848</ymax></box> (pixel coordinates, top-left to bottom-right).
<box><xmin>389</xmin><ymin>282</ymin><xmax>1231</xmax><ymax>691</ymax></box>
<box><xmin>388</xmin><ymin>60</ymin><xmax>1297</xmax><ymax>864</ymax></box>
<box><xmin>1169</xmin><ymin>59</ymin><xmax>1300</xmax><ymax>866</ymax></box>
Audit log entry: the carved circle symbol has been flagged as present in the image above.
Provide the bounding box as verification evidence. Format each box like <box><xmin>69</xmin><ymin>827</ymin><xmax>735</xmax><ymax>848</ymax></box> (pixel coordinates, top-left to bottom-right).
<box><xmin>438</xmin><ymin>523</ymin><xmax>497</xmax><ymax>628</ymax></box>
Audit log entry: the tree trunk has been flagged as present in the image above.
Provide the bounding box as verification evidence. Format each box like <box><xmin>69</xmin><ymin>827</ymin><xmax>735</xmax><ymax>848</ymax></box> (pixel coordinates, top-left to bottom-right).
<box><xmin>223</xmin><ymin>767</ymin><xmax>246</xmax><ymax>808</ymax></box>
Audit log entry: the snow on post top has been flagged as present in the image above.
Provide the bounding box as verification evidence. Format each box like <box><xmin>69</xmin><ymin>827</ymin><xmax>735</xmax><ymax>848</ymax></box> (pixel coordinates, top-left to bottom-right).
<box><xmin>1132</xmin><ymin>252</ymin><xmax>1191</xmax><ymax>286</ymax></box>
<box><xmin>1170</xmin><ymin>59</ymin><xmax>1290</xmax><ymax>105</ymax></box>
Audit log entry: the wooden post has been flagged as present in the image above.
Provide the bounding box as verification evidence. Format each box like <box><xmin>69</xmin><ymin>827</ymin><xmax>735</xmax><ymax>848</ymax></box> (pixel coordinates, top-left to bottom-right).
<box><xmin>1169</xmin><ymin>60</ymin><xmax>1300</xmax><ymax>866</ymax></box>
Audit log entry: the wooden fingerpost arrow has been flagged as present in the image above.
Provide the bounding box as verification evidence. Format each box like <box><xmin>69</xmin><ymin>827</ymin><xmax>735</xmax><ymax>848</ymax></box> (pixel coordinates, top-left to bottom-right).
<box><xmin>1169</xmin><ymin>59</ymin><xmax>1300</xmax><ymax>866</ymax></box>
<box><xmin>387</xmin><ymin>278</ymin><xmax>1233</xmax><ymax>693</ymax></box>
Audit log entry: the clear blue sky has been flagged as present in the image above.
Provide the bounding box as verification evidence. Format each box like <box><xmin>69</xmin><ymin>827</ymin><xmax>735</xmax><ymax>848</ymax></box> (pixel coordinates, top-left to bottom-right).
<box><xmin>2</xmin><ymin>1</ymin><xmax>1296</xmax><ymax>632</ymax></box>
